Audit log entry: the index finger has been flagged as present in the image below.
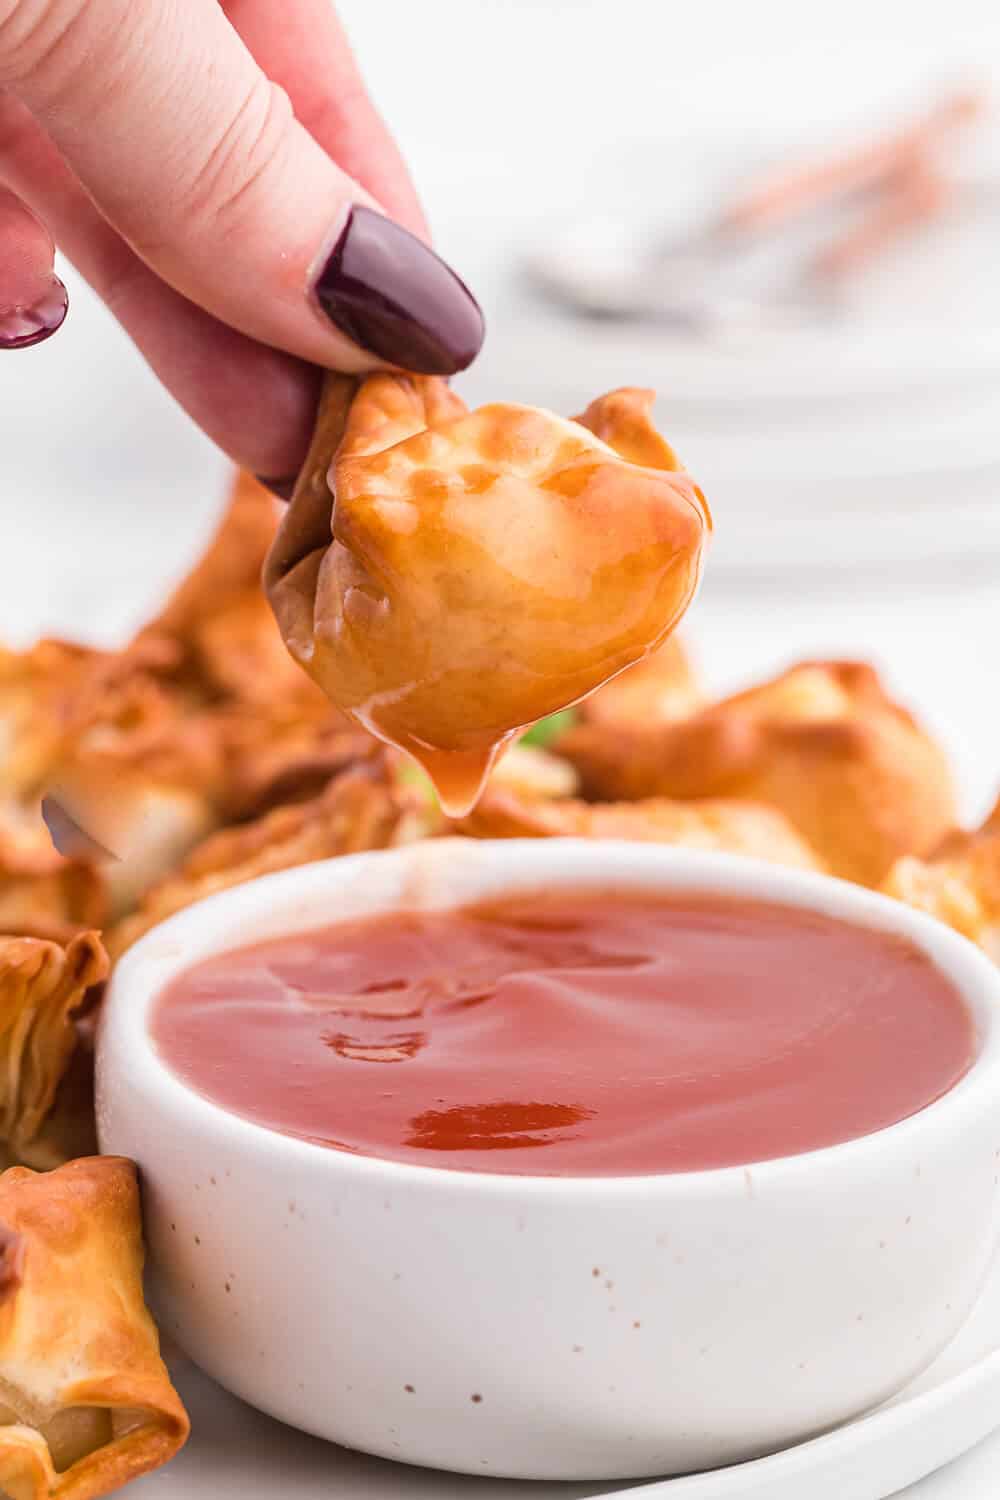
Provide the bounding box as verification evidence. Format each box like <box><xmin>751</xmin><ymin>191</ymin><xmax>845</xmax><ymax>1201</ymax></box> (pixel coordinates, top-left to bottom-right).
<box><xmin>2</xmin><ymin>0</ymin><xmax>480</xmax><ymax>376</ymax></box>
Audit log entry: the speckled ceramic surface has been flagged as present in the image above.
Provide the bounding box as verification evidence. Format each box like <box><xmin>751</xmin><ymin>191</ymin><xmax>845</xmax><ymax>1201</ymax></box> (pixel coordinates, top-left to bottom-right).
<box><xmin>137</xmin><ymin>1248</ymin><xmax>1000</xmax><ymax>1500</ymax></box>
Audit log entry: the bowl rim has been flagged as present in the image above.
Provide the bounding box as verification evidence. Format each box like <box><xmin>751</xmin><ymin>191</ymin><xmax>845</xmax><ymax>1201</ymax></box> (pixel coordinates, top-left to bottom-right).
<box><xmin>98</xmin><ymin>838</ymin><xmax>1000</xmax><ymax>1199</ymax></box>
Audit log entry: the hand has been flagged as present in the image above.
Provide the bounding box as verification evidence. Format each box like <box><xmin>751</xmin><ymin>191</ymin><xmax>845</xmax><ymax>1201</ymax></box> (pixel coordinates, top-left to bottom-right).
<box><xmin>0</xmin><ymin>0</ymin><xmax>484</xmax><ymax>480</ymax></box>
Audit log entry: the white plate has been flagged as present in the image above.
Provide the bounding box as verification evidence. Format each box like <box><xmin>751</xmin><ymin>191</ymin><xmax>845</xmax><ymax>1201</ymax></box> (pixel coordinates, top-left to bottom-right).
<box><xmin>485</xmin><ymin>123</ymin><xmax>1000</xmax><ymax>414</ymax></box>
<box><xmin>136</xmin><ymin>1250</ymin><xmax>1000</xmax><ymax>1500</ymax></box>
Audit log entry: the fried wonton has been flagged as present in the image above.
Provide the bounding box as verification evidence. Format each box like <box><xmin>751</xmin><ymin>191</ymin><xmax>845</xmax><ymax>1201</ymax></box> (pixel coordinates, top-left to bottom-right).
<box><xmin>213</xmin><ymin>712</ymin><xmax>373</xmax><ymax>822</ymax></box>
<box><xmin>43</xmin><ymin>756</ymin><xmax>221</xmax><ymax>924</ymax></box>
<box><xmin>559</xmin><ymin>660</ymin><xmax>955</xmax><ymax>886</ymax></box>
<box><xmin>41</xmin><ymin>703</ymin><xmax>225</xmax><ymax>922</ymax></box>
<box><xmin>53</xmin><ymin>639</ymin><xmax>187</xmax><ymax>747</ymax></box>
<box><xmin>0</xmin><ymin>1156</ymin><xmax>189</xmax><ymax>1499</ymax></box>
<box><xmin>1</xmin><ymin>637</ymin><xmax>186</xmax><ymax>810</ymax></box>
<box><xmin>486</xmin><ymin>745</ymin><xmax>579</xmax><ymax>802</ymax></box>
<box><xmin>0</xmin><ymin>836</ymin><xmax>106</xmax><ymax>940</ymax></box>
<box><xmin>0</xmin><ymin>932</ymin><xmax>107</xmax><ymax>1167</ymax></box>
<box><xmin>576</xmin><ymin>635</ymin><xmax>701</xmax><ymax>729</ymax></box>
<box><xmin>0</xmin><ymin>634</ymin><xmax>220</xmax><ymax>921</ymax></box>
<box><xmin>23</xmin><ymin>477</ymin><xmax>352</xmax><ymax>919</ymax></box>
<box><xmin>457</xmin><ymin>787</ymin><xmax>824</xmax><ymax>869</ymax></box>
<box><xmin>108</xmin><ymin>758</ymin><xmax>439</xmax><ymax>958</ymax></box>
<box><xmin>266</xmin><ymin>373</ymin><xmax>709</xmax><ymax>814</ymax></box>
<box><xmin>36</xmin><ymin>648</ymin><xmax>245</xmax><ymax>921</ymax></box>
<box><xmin>191</xmin><ymin>588</ymin><xmax>334</xmax><ymax>713</ymax></box>
<box><xmin>9</xmin><ymin>1044</ymin><xmax>98</xmax><ymax>1174</ymax></box>
<box><xmin>135</xmin><ymin>471</ymin><xmax>332</xmax><ymax>718</ymax></box>
<box><xmin>883</xmin><ymin>795</ymin><xmax>1000</xmax><ymax>960</ymax></box>
<box><xmin>0</xmin><ymin>643</ymin><xmax>97</xmax><ymax>818</ymax></box>
<box><xmin>137</xmin><ymin>469</ymin><xmax>281</xmax><ymax>645</ymax></box>
<box><xmin>573</xmin><ymin>386</ymin><xmax>684</xmax><ymax>470</ymax></box>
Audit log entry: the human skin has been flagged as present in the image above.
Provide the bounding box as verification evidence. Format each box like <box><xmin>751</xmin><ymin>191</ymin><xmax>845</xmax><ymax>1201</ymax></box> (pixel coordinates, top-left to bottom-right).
<box><xmin>0</xmin><ymin>0</ymin><xmax>484</xmax><ymax>479</ymax></box>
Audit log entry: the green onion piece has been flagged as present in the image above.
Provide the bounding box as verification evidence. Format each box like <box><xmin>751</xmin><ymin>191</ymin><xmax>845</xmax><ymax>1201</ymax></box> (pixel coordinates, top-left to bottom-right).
<box><xmin>396</xmin><ymin>763</ymin><xmax>436</xmax><ymax>799</ymax></box>
<box><xmin>520</xmin><ymin>709</ymin><xmax>578</xmax><ymax>749</ymax></box>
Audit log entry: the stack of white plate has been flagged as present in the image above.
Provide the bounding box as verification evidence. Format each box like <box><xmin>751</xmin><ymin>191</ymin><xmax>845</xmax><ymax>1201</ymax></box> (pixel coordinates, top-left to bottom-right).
<box><xmin>447</xmin><ymin>133</ymin><xmax>1000</xmax><ymax>585</ymax></box>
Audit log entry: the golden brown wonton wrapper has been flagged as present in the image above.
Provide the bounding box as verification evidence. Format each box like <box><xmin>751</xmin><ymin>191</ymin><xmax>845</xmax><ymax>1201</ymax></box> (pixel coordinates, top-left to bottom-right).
<box><xmin>0</xmin><ymin>933</ymin><xmax>107</xmax><ymax>1166</ymax></box>
<box><xmin>265</xmin><ymin>374</ymin><xmax>709</xmax><ymax>810</ymax></box>
<box><xmin>108</xmin><ymin>758</ymin><xmax>438</xmax><ymax>958</ymax></box>
<box><xmin>213</xmin><ymin>713</ymin><xmax>372</xmax><ymax>822</ymax></box>
<box><xmin>50</xmin><ymin>638</ymin><xmax>186</xmax><ymax>748</ymax></box>
<box><xmin>457</xmin><ymin>787</ymin><xmax>824</xmax><ymax>870</ymax></box>
<box><xmin>191</xmin><ymin>589</ymin><xmax>334</xmax><ymax>713</ymax></box>
<box><xmin>2</xmin><ymin>633</ymin><xmax>220</xmax><ymax>922</ymax></box>
<box><xmin>10</xmin><ymin>1044</ymin><xmax>98</xmax><ymax>1175</ymax></box>
<box><xmin>883</xmin><ymin>795</ymin><xmax>1000</xmax><ymax>960</ymax></box>
<box><xmin>14</xmin><ymin>474</ymin><xmax>353</xmax><ymax>928</ymax></box>
<box><xmin>137</xmin><ymin>469</ymin><xmax>281</xmax><ymax>644</ymax></box>
<box><xmin>37</xmin><ymin>657</ymin><xmax>233</xmax><ymax>922</ymax></box>
<box><xmin>0</xmin><ymin>1156</ymin><xmax>188</xmax><ymax>1498</ymax></box>
<box><xmin>560</xmin><ymin>660</ymin><xmax>955</xmax><ymax>886</ymax></box>
<box><xmin>576</xmin><ymin>636</ymin><xmax>701</xmax><ymax>729</ymax></box>
<box><xmin>0</xmin><ymin>836</ymin><xmax>106</xmax><ymax>940</ymax></box>
<box><xmin>573</xmin><ymin>387</ymin><xmax>684</xmax><ymax>470</ymax></box>
<box><xmin>1</xmin><ymin>636</ymin><xmax>187</xmax><ymax>821</ymax></box>
<box><xmin>43</xmin><ymin>757</ymin><xmax>221</xmax><ymax>924</ymax></box>
<box><xmin>136</xmin><ymin>469</ymin><xmax>332</xmax><ymax>718</ymax></box>
<box><xmin>0</xmin><ymin>643</ymin><xmax>96</xmax><ymax>812</ymax></box>
<box><xmin>485</xmin><ymin>745</ymin><xmax>579</xmax><ymax>802</ymax></box>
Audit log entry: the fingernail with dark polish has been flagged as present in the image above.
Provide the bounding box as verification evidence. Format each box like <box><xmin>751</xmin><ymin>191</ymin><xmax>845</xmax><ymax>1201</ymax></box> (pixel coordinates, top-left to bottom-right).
<box><xmin>313</xmin><ymin>206</ymin><xmax>484</xmax><ymax>376</ymax></box>
<box><xmin>0</xmin><ymin>275</ymin><xmax>68</xmax><ymax>350</ymax></box>
<box><xmin>256</xmin><ymin>474</ymin><xmax>298</xmax><ymax>502</ymax></box>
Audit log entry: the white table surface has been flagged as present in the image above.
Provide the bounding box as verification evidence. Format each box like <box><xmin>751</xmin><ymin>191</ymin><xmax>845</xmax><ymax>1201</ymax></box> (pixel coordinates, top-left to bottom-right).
<box><xmin>911</xmin><ymin>1430</ymin><xmax>1000</xmax><ymax>1498</ymax></box>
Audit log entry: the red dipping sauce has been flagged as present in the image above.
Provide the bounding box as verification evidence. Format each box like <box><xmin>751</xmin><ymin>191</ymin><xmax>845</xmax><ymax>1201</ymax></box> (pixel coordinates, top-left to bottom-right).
<box><xmin>152</xmin><ymin>892</ymin><xmax>976</xmax><ymax>1176</ymax></box>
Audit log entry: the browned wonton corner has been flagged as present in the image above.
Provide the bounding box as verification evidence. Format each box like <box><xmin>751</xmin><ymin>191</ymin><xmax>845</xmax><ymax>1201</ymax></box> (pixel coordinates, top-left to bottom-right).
<box><xmin>0</xmin><ymin>933</ymin><xmax>107</xmax><ymax>1169</ymax></box>
<box><xmin>0</xmin><ymin>1156</ymin><xmax>188</xmax><ymax>1499</ymax></box>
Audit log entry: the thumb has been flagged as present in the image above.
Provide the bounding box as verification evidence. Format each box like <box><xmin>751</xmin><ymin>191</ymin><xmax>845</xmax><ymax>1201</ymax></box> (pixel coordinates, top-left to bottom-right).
<box><xmin>0</xmin><ymin>0</ymin><xmax>483</xmax><ymax>375</ymax></box>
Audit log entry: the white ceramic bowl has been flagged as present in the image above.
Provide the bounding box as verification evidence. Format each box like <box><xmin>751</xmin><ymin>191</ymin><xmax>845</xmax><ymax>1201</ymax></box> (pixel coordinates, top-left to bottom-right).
<box><xmin>97</xmin><ymin>840</ymin><xmax>1000</xmax><ymax>1481</ymax></box>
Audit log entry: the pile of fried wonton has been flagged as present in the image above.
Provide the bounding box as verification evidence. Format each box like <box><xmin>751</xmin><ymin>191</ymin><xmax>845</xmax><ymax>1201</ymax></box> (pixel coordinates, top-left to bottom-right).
<box><xmin>0</xmin><ymin>467</ymin><xmax>994</xmax><ymax>1495</ymax></box>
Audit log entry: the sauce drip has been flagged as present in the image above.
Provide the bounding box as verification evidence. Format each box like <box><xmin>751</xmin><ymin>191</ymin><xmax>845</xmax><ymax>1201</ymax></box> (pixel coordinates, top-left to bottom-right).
<box><xmin>359</xmin><ymin>727</ymin><xmax>518</xmax><ymax>820</ymax></box>
<box><xmin>153</xmin><ymin>891</ymin><xmax>976</xmax><ymax>1176</ymax></box>
<box><xmin>404</xmin><ymin>742</ymin><xmax>511</xmax><ymax>822</ymax></box>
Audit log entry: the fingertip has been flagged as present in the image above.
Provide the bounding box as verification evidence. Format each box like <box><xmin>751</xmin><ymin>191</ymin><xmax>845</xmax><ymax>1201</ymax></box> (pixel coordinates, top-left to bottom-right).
<box><xmin>0</xmin><ymin>273</ymin><xmax>68</xmax><ymax>350</ymax></box>
<box><xmin>0</xmin><ymin>185</ymin><xmax>67</xmax><ymax>349</ymax></box>
<box><xmin>311</xmin><ymin>206</ymin><xmax>485</xmax><ymax>376</ymax></box>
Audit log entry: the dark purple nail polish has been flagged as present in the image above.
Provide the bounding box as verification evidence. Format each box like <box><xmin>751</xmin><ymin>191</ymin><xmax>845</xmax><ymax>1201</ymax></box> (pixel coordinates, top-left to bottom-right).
<box><xmin>255</xmin><ymin>474</ymin><xmax>298</xmax><ymax>502</ymax></box>
<box><xmin>0</xmin><ymin>275</ymin><xmax>68</xmax><ymax>350</ymax></box>
<box><xmin>314</xmin><ymin>206</ymin><xmax>484</xmax><ymax>376</ymax></box>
